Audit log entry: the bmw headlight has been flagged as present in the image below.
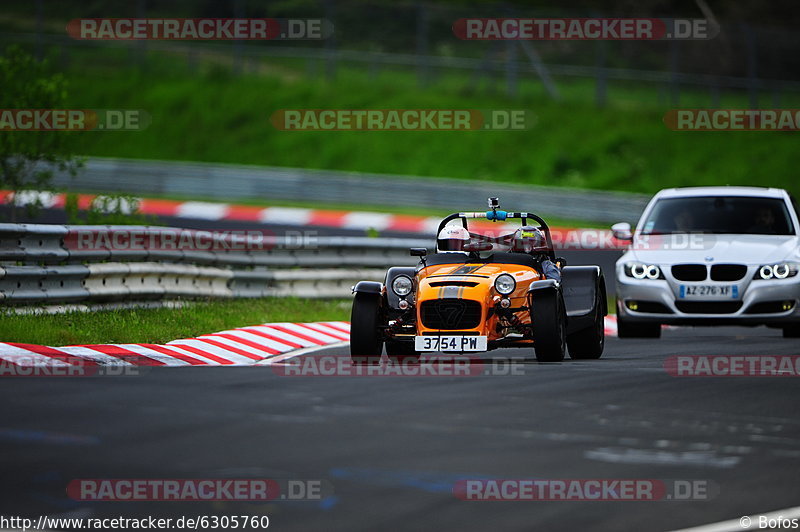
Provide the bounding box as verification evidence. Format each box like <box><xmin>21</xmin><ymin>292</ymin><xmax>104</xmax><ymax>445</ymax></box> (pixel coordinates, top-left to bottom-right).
<box><xmin>494</xmin><ymin>274</ymin><xmax>516</xmax><ymax>295</ymax></box>
<box><xmin>624</xmin><ymin>262</ymin><xmax>663</xmax><ymax>280</ymax></box>
<box><xmin>391</xmin><ymin>275</ymin><xmax>413</xmax><ymax>296</ymax></box>
<box><xmin>754</xmin><ymin>262</ymin><xmax>799</xmax><ymax>280</ymax></box>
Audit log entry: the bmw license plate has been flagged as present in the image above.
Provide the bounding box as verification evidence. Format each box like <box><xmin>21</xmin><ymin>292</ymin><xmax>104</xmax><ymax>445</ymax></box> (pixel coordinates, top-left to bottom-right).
<box><xmin>414</xmin><ymin>336</ymin><xmax>488</xmax><ymax>352</ymax></box>
<box><xmin>679</xmin><ymin>284</ymin><xmax>739</xmax><ymax>299</ymax></box>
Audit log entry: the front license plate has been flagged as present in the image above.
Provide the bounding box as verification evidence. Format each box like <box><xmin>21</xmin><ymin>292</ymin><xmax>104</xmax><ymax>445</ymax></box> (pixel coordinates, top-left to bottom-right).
<box><xmin>679</xmin><ymin>284</ymin><xmax>739</xmax><ymax>299</ymax></box>
<box><xmin>414</xmin><ymin>336</ymin><xmax>488</xmax><ymax>352</ymax></box>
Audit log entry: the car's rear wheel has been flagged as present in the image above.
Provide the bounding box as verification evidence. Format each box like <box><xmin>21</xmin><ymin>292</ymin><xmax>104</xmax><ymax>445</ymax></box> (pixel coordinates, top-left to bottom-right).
<box><xmin>616</xmin><ymin>315</ymin><xmax>661</xmax><ymax>338</ymax></box>
<box><xmin>568</xmin><ymin>292</ymin><xmax>605</xmax><ymax>359</ymax></box>
<box><xmin>531</xmin><ymin>290</ymin><xmax>566</xmax><ymax>362</ymax></box>
<box><xmin>350</xmin><ymin>293</ymin><xmax>384</xmax><ymax>365</ymax></box>
<box><xmin>783</xmin><ymin>326</ymin><xmax>800</xmax><ymax>338</ymax></box>
<box><xmin>386</xmin><ymin>341</ymin><xmax>420</xmax><ymax>365</ymax></box>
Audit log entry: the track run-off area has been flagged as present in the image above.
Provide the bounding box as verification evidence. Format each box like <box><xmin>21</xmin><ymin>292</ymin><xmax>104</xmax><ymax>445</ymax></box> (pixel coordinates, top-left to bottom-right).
<box><xmin>2</xmin><ymin>325</ymin><xmax>799</xmax><ymax>531</ymax></box>
<box><xmin>2</xmin><ymin>209</ymin><xmax>799</xmax><ymax>531</ymax></box>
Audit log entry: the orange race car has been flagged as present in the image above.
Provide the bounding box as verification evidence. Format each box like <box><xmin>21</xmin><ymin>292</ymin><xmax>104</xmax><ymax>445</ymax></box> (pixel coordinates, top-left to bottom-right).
<box><xmin>350</xmin><ymin>198</ymin><xmax>608</xmax><ymax>364</ymax></box>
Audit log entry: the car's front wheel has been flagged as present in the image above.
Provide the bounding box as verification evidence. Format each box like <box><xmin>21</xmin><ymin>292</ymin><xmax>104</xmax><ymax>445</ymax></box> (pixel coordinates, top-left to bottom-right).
<box><xmin>350</xmin><ymin>293</ymin><xmax>384</xmax><ymax>365</ymax></box>
<box><xmin>531</xmin><ymin>290</ymin><xmax>566</xmax><ymax>362</ymax></box>
<box><xmin>616</xmin><ymin>315</ymin><xmax>661</xmax><ymax>338</ymax></box>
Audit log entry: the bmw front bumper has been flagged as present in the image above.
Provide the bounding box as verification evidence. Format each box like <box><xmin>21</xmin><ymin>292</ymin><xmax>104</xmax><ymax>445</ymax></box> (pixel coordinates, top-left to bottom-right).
<box><xmin>616</xmin><ymin>263</ymin><xmax>800</xmax><ymax>327</ymax></box>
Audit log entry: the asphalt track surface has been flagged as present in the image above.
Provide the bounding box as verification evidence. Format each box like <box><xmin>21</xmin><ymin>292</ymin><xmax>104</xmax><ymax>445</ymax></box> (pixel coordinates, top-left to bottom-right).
<box><xmin>2</xmin><ymin>327</ymin><xmax>799</xmax><ymax>531</ymax></box>
<box><xmin>3</xmin><ymin>208</ymin><xmax>800</xmax><ymax>531</ymax></box>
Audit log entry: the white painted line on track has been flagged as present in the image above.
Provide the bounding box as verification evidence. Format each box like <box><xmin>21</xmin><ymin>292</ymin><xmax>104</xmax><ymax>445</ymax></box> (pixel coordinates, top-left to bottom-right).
<box><xmin>671</xmin><ymin>505</ymin><xmax>800</xmax><ymax>532</ymax></box>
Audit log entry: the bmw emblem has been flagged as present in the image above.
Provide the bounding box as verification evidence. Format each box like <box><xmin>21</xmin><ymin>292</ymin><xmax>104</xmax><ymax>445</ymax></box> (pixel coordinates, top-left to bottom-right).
<box><xmin>705</xmin><ymin>256</ymin><xmax>714</xmax><ymax>262</ymax></box>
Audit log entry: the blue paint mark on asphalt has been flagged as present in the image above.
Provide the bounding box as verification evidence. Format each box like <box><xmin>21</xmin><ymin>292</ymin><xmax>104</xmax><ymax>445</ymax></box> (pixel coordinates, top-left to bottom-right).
<box><xmin>318</xmin><ymin>495</ymin><xmax>339</xmax><ymax>510</ymax></box>
<box><xmin>0</xmin><ymin>428</ymin><xmax>100</xmax><ymax>446</ymax></box>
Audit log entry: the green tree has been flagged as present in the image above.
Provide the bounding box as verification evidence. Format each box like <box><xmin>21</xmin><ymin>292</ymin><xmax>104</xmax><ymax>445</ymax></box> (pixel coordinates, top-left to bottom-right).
<box><xmin>0</xmin><ymin>46</ymin><xmax>83</xmax><ymax>222</ymax></box>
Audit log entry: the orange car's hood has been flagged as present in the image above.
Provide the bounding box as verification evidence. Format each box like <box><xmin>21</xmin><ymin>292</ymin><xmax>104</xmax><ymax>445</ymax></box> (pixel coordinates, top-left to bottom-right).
<box><xmin>421</xmin><ymin>262</ymin><xmax>513</xmax><ymax>278</ymax></box>
<box><xmin>418</xmin><ymin>262</ymin><xmax>541</xmax><ymax>302</ymax></box>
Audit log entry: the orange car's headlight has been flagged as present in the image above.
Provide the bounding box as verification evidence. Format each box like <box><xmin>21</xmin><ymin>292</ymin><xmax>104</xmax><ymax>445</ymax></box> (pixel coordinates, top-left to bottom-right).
<box><xmin>494</xmin><ymin>274</ymin><xmax>516</xmax><ymax>295</ymax></box>
<box><xmin>392</xmin><ymin>275</ymin><xmax>413</xmax><ymax>296</ymax></box>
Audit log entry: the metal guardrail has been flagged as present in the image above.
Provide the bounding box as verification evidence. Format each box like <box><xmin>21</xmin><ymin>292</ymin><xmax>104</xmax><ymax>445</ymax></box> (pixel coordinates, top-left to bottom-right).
<box><xmin>49</xmin><ymin>157</ymin><xmax>650</xmax><ymax>224</ymax></box>
<box><xmin>0</xmin><ymin>223</ymin><xmax>431</xmax><ymax>305</ymax></box>
<box><xmin>2</xmin><ymin>224</ymin><xmax>429</xmax><ymax>266</ymax></box>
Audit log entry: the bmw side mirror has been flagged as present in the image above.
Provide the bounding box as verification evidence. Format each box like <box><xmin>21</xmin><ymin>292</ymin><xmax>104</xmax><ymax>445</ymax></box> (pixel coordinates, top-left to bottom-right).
<box><xmin>410</xmin><ymin>248</ymin><xmax>428</xmax><ymax>257</ymax></box>
<box><xmin>611</xmin><ymin>222</ymin><xmax>633</xmax><ymax>241</ymax></box>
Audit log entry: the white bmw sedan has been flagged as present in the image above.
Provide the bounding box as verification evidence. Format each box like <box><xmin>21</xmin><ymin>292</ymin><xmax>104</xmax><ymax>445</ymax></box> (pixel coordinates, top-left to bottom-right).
<box><xmin>612</xmin><ymin>187</ymin><xmax>800</xmax><ymax>338</ymax></box>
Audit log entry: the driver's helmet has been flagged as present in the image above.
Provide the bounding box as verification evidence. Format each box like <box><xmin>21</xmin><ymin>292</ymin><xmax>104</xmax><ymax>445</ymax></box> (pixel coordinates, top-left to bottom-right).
<box><xmin>436</xmin><ymin>225</ymin><xmax>470</xmax><ymax>253</ymax></box>
<box><xmin>512</xmin><ymin>226</ymin><xmax>547</xmax><ymax>254</ymax></box>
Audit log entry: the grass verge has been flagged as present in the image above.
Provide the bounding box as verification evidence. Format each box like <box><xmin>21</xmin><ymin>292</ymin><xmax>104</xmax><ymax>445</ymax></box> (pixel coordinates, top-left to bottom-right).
<box><xmin>0</xmin><ymin>298</ymin><xmax>351</xmax><ymax>346</ymax></box>
<box><xmin>43</xmin><ymin>50</ymin><xmax>800</xmax><ymax>200</ymax></box>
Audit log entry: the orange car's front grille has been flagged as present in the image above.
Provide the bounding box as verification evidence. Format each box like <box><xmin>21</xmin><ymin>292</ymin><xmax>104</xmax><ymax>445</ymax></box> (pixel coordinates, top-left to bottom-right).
<box><xmin>420</xmin><ymin>299</ymin><xmax>482</xmax><ymax>330</ymax></box>
<box><xmin>428</xmin><ymin>281</ymin><xmax>480</xmax><ymax>288</ymax></box>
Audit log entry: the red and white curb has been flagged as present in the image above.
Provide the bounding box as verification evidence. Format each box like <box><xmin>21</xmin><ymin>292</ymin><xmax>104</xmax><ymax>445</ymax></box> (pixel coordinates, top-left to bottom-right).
<box><xmin>0</xmin><ymin>317</ymin><xmax>624</xmax><ymax>368</ymax></box>
<box><xmin>0</xmin><ymin>321</ymin><xmax>351</xmax><ymax>368</ymax></box>
<box><xmin>1</xmin><ymin>190</ymin><xmax>582</xmax><ymax>236</ymax></box>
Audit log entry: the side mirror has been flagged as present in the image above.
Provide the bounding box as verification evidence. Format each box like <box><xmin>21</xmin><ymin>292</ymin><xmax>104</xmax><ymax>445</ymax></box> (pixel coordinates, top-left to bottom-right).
<box><xmin>611</xmin><ymin>222</ymin><xmax>633</xmax><ymax>241</ymax></box>
<box><xmin>410</xmin><ymin>247</ymin><xmax>428</xmax><ymax>257</ymax></box>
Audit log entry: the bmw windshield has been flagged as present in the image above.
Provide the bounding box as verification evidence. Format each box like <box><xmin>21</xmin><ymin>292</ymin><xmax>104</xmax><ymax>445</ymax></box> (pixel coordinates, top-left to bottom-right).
<box><xmin>640</xmin><ymin>196</ymin><xmax>796</xmax><ymax>236</ymax></box>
